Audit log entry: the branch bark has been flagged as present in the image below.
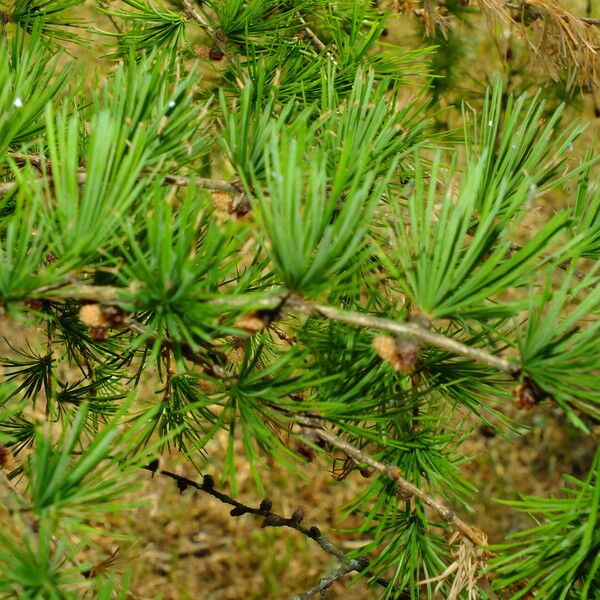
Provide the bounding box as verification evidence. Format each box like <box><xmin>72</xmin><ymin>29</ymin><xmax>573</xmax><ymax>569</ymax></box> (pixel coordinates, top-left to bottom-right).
<box><xmin>28</xmin><ymin>284</ymin><xmax>520</xmax><ymax>377</ymax></box>
<box><xmin>295</xmin><ymin>417</ymin><xmax>490</xmax><ymax>549</ymax></box>
<box><xmin>285</xmin><ymin>298</ymin><xmax>519</xmax><ymax>376</ymax></box>
<box><xmin>1</xmin><ymin>152</ymin><xmax>240</xmax><ymax>195</ymax></box>
<box><xmin>296</xmin><ymin>13</ymin><xmax>338</xmax><ymax>65</ymax></box>
<box><xmin>293</xmin><ymin>561</ymin><xmax>362</xmax><ymax>600</ymax></box>
<box><xmin>142</xmin><ymin>464</ymin><xmax>379</xmax><ymax>596</ymax></box>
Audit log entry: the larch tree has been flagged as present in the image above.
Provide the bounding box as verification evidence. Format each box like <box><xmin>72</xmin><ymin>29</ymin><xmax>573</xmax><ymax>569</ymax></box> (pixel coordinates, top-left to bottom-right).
<box><xmin>0</xmin><ymin>1</ymin><xmax>599</xmax><ymax>598</ymax></box>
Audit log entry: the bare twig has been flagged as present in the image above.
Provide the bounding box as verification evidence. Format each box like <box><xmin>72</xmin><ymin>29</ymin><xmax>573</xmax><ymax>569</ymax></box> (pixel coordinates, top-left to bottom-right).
<box><xmin>296</xmin><ymin>416</ymin><xmax>490</xmax><ymax>549</ymax></box>
<box><xmin>142</xmin><ymin>464</ymin><xmax>376</xmax><ymax>596</ymax></box>
<box><xmin>296</xmin><ymin>13</ymin><xmax>338</xmax><ymax>65</ymax></box>
<box><xmin>143</xmin><ymin>465</ymin><xmax>350</xmax><ymax>561</ymax></box>
<box><xmin>293</xmin><ymin>561</ymin><xmax>364</xmax><ymax>600</ymax></box>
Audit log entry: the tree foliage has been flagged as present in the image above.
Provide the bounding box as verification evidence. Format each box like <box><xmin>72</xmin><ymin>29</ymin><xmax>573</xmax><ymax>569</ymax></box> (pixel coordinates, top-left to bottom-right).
<box><xmin>0</xmin><ymin>0</ymin><xmax>599</xmax><ymax>598</ymax></box>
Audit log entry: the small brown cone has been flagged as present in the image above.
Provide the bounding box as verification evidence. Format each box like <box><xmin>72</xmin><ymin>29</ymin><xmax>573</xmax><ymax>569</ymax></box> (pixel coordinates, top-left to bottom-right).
<box><xmin>0</xmin><ymin>445</ymin><xmax>14</xmax><ymax>470</ymax></box>
<box><xmin>208</xmin><ymin>46</ymin><xmax>225</xmax><ymax>62</ymax></box>
<box><xmin>513</xmin><ymin>378</ymin><xmax>547</xmax><ymax>410</ymax></box>
<box><xmin>79</xmin><ymin>304</ymin><xmax>108</xmax><ymax>329</ymax></box>
<box><xmin>372</xmin><ymin>335</ymin><xmax>420</xmax><ymax>373</ymax></box>
<box><xmin>235</xmin><ymin>312</ymin><xmax>267</xmax><ymax>334</ymax></box>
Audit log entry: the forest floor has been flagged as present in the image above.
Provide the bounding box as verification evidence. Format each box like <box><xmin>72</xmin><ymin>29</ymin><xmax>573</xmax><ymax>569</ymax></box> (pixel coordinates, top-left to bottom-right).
<box><xmin>110</xmin><ymin>408</ymin><xmax>596</xmax><ymax>600</ymax></box>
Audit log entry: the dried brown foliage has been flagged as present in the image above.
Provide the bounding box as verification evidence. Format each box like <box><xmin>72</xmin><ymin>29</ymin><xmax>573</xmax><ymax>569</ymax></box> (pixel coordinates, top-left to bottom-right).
<box><xmin>502</xmin><ymin>0</ymin><xmax>600</xmax><ymax>88</ymax></box>
<box><xmin>390</xmin><ymin>0</ymin><xmax>600</xmax><ymax>88</ymax></box>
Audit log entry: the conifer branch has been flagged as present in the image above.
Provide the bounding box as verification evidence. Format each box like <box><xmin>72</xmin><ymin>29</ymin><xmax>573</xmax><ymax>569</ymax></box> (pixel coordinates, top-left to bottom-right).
<box><xmin>2</xmin><ymin>3</ymin><xmax>599</xmax><ymax>597</ymax></box>
<box><xmin>295</xmin><ymin>417</ymin><xmax>490</xmax><ymax>550</ymax></box>
<box><xmin>141</xmin><ymin>464</ymin><xmax>377</xmax><ymax>594</ymax></box>
<box><xmin>2</xmin><ymin>152</ymin><xmax>240</xmax><ymax>194</ymax></box>
<box><xmin>17</xmin><ymin>285</ymin><xmax>520</xmax><ymax>376</ymax></box>
<box><xmin>285</xmin><ymin>298</ymin><xmax>519</xmax><ymax>376</ymax></box>
<box><xmin>180</xmin><ymin>0</ymin><xmax>244</xmax><ymax>77</ymax></box>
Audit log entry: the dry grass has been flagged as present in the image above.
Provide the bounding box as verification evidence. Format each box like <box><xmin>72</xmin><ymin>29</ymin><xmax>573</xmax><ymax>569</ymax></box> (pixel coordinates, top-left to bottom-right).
<box><xmin>82</xmin><ymin>403</ymin><xmax>596</xmax><ymax>599</ymax></box>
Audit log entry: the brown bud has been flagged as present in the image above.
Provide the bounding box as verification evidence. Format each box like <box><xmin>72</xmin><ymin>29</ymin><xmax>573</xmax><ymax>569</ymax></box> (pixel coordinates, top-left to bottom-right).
<box><xmin>234</xmin><ymin>312</ymin><xmax>266</xmax><ymax>334</ymax></box>
<box><xmin>202</xmin><ymin>474</ymin><xmax>214</xmax><ymax>489</ymax></box>
<box><xmin>146</xmin><ymin>458</ymin><xmax>160</xmax><ymax>476</ymax></box>
<box><xmin>79</xmin><ymin>304</ymin><xmax>108</xmax><ymax>329</ymax></box>
<box><xmin>372</xmin><ymin>336</ymin><xmax>420</xmax><ymax>373</ymax></box>
<box><xmin>513</xmin><ymin>378</ymin><xmax>547</xmax><ymax>410</ymax></box>
<box><xmin>176</xmin><ymin>479</ymin><xmax>188</xmax><ymax>494</ymax></box>
<box><xmin>290</xmin><ymin>508</ymin><xmax>304</xmax><ymax>524</ymax></box>
<box><xmin>0</xmin><ymin>445</ymin><xmax>13</xmax><ymax>470</ymax></box>
<box><xmin>103</xmin><ymin>305</ymin><xmax>126</xmax><ymax>328</ymax></box>
<box><xmin>308</xmin><ymin>526</ymin><xmax>321</xmax><ymax>539</ymax></box>
<box><xmin>23</xmin><ymin>299</ymin><xmax>43</xmax><ymax>311</ymax></box>
<box><xmin>231</xmin><ymin>192</ymin><xmax>250</xmax><ymax>217</ymax></box>
<box><xmin>296</xmin><ymin>440</ymin><xmax>316</xmax><ymax>463</ymax></box>
<box><xmin>90</xmin><ymin>326</ymin><xmax>108</xmax><ymax>341</ymax></box>
<box><xmin>259</xmin><ymin>498</ymin><xmax>272</xmax><ymax>512</ymax></box>
<box><xmin>208</xmin><ymin>46</ymin><xmax>225</xmax><ymax>61</ymax></box>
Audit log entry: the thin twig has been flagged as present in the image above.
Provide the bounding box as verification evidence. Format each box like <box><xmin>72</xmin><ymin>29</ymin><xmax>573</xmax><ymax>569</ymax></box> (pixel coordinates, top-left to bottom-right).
<box><xmin>9</xmin><ymin>286</ymin><xmax>496</xmax><ymax>544</ymax></box>
<box><xmin>293</xmin><ymin>562</ymin><xmax>362</xmax><ymax>600</ymax></box>
<box><xmin>296</xmin><ymin>13</ymin><xmax>338</xmax><ymax>65</ymax></box>
<box><xmin>285</xmin><ymin>298</ymin><xmax>519</xmax><ymax>376</ymax></box>
<box><xmin>141</xmin><ymin>464</ymin><xmax>376</xmax><ymax>596</ymax></box>
<box><xmin>181</xmin><ymin>0</ymin><xmax>245</xmax><ymax>79</ymax></box>
<box><xmin>2</xmin><ymin>152</ymin><xmax>239</xmax><ymax>195</ymax></box>
<box><xmin>295</xmin><ymin>416</ymin><xmax>490</xmax><ymax>550</ymax></box>
<box><xmin>503</xmin><ymin>2</ymin><xmax>600</xmax><ymax>25</ymax></box>
<box><xmin>163</xmin><ymin>173</ymin><xmax>240</xmax><ymax>193</ymax></box>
